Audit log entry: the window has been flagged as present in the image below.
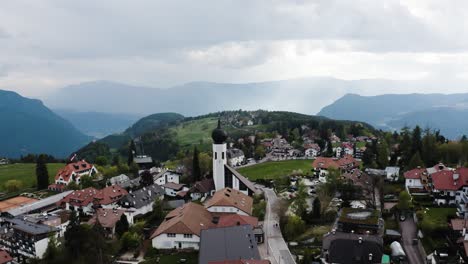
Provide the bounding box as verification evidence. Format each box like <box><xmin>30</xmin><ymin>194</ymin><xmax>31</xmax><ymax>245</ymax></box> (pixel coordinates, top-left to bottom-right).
<box><xmin>215</xmin><ymin>152</ymin><xmax>218</xmax><ymax>159</ymax></box>
<box><xmin>184</xmin><ymin>234</ymin><xmax>193</xmax><ymax>238</ymax></box>
<box><xmin>222</xmin><ymin>152</ymin><xmax>225</xmax><ymax>159</ymax></box>
<box><xmin>167</xmin><ymin>233</ymin><xmax>176</xmax><ymax>238</ymax></box>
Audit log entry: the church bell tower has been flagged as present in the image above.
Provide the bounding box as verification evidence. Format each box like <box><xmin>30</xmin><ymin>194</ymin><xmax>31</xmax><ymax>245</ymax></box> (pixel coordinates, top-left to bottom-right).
<box><xmin>212</xmin><ymin>119</ymin><xmax>228</xmax><ymax>191</ymax></box>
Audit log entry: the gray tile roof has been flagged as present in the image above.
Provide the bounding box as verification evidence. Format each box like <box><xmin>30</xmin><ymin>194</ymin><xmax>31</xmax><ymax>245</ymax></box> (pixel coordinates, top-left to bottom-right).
<box><xmin>119</xmin><ymin>184</ymin><xmax>164</xmax><ymax>209</ymax></box>
<box><xmin>5</xmin><ymin>217</ymin><xmax>57</xmax><ymax>235</ymax></box>
<box><xmin>199</xmin><ymin>225</ymin><xmax>261</xmax><ymax>264</ymax></box>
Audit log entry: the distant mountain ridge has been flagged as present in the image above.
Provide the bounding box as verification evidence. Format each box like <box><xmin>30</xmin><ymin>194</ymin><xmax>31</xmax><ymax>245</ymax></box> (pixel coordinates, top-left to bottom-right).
<box><xmin>43</xmin><ymin>78</ymin><xmax>468</xmax><ymax>117</ymax></box>
<box><xmin>0</xmin><ymin>90</ymin><xmax>91</xmax><ymax>158</ymax></box>
<box><xmin>318</xmin><ymin>93</ymin><xmax>468</xmax><ymax>138</ymax></box>
<box><xmin>54</xmin><ymin>109</ymin><xmax>141</xmax><ymax>138</ymax></box>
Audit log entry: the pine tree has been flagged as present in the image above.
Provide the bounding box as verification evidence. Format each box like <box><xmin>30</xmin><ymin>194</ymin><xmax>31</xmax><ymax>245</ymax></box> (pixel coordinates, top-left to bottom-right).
<box><xmin>115</xmin><ymin>214</ymin><xmax>129</xmax><ymax>238</ymax></box>
<box><xmin>127</xmin><ymin>140</ymin><xmax>136</xmax><ymax>166</ymax></box>
<box><xmin>408</xmin><ymin>151</ymin><xmax>424</xmax><ymax>170</ymax></box>
<box><xmin>36</xmin><ymin>154</ymin><xmax>49</xmax><ymax>190</ymax></box>
<box><xmin>376</xmin><ymin>141</ymin><xmax>389</xmax><ymax>169</ymax></box>
<box><xmin>312</xmin><ymin>198</ymin><xmax>321</xmax><ymax>219</ymax></box>
<box><xmin>326</xmin><ymin>140</ymin><xmax>333</xmax><ymax>157</ymax></box>
<box><xmin>192</xmin><ymin>146</ymin><xmax>201</xmax><ymax>182</ymax></box>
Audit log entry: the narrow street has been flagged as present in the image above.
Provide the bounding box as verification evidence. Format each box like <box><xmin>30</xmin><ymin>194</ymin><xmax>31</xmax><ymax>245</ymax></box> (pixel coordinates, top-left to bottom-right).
<box><xmin>259</xmin><ymin>188</ymin><xmax>296</xmax><ymax>264</ymax></box>
<box><xmin>400</xmin><ymin>217</ymin><xmax>424</xmax><ymax>264</ymax></box>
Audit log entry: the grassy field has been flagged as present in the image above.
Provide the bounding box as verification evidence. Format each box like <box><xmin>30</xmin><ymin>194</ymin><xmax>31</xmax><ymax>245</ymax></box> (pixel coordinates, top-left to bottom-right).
<box><xmin>0</xmin><ymin>163</ymin><xmax>65</xmax><ymax>192</ymax></box>
<box><xmin>170</xmin><ymin>117</ymin><xmax>219</xmax><ymax>149</ymax></box>
<box><xmin>237</xmin><ymin>160</ymin><xmax>313</xmax><ymax>180</ymax></box>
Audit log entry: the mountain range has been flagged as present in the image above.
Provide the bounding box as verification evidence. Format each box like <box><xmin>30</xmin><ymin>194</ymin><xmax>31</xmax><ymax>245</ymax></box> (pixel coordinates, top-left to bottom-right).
<box><xmin>318</xmin><ymin>93</ymin><xmax>468</xmax><ymax>138</ymax></box>
<box><xmin>0</xmin><ymin>90</ymin><xmax>91</xmax><ymax>158</ymax></box>
<box><xmin>42</xmin><ymin>78</ymin><xmax>468</xmax><ymax>117</ymax></box>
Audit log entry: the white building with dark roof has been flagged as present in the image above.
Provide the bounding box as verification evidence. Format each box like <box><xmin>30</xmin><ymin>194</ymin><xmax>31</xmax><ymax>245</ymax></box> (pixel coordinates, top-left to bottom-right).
<box><xmin>119</xmin><ymin>184</ymin><xmax>164</xmax><ymax>224</ymax></box>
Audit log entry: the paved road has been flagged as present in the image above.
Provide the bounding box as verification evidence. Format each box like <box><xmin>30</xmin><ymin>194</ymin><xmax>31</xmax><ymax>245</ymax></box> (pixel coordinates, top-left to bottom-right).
<box><xmin>262</xmin><ymin>188</ymin><xmax>296</xmax><ymax>264</ymax></box>
<box><xmin>400</xmin><ymin>216</ymin><xmax>424</xmax><ymax>264</ymax></box>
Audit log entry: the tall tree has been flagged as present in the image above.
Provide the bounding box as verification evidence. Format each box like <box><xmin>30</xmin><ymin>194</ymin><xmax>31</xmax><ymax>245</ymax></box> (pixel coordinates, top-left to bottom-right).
<box><xmin>421</xmin><ymin>130</ymin><xmax>439</xmax><ymax>166</ymax></box>
<box><xmin>127</xmin><ymin>140</ymin><xmax>136</xmax><ymax>166</ymax></box>
<box><xmin>312</xmin><ymin>198</ymin><xmax>321</xmax><ymax>219</ymax></box>
<box><xmin>36</xmin><ymin>154</ymin><xmax>49</xmax><ymax>190</ymax></box>
<box><xmin>376</xmin><ymin>141</ymin><xmax>389</xmax><ymax>169</ymax></box>
<box><xmin>325</xmin><ymin>140</ymin><xmax>333</xmax><ymax>157</ymax></box>
<box><xmin>192</xmin><ymin>146</ymin><xmax>201</xmax><ymax>182</ymax></box>
<box><xmin>412</xmin><ymin>126</ymin><xmax>422</xmax><ymax>155</ymax></box>
<box><xmin>115</xmin><ymin>214</ymin><xmax>129</xmax><ymax>238</ymax></box>
<box><xmin>408</xmin><ymin>151</ymin><xmax>424</xmax><ymax>170</ymax></box>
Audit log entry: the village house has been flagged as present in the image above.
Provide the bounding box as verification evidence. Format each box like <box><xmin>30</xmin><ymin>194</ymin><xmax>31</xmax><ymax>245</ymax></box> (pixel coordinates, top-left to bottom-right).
<box><xmin>154</xmin><ymin>169</ymin><xmax>181</xmax><ymax>186</ymax></box>
<box><xmin>322</xmin><ymin>208</ymin><xmax>384</xmax><ymax>263</ymax></box>
<box><xmin>304</xmin><ymin>143</ymin><xmax>321</xmax><ymax>158</ymax></box>
<box><xmin>198</xmin><ymin>225</ymin><xmax>267</xmax><ymax>264</ymax></box>
<box><xmin>404</xmin><ymin>167</ymin><xmax>427</xmax><ymax>191</ymax></box>
<box><xmin>87</xmin><ymin>208</ymin><xmax>126</xmax><ymax>238</ymax></box>
<box><xmin>227</xmin><ymin>148</ymin><xmax>245</xmax><ymax>167</ymax></box>
<box><xmin>0</xmin><ymin>217</ymin><xmax>58</xmax><ymax>261</ymax></box>
<box><xmin>385</xmin><ymin>166</ymin><xmax>400</xmax><ymax>182</ymax></box>
<box><xmin>119</xmin><ymin>184</ymin><xmax>164</xmax><ymax>224</ymax></box>
<box><xmin>59</xmin><ymin>185</ymin><xmax>127</xmax><ymax>215</ymax></box>
<box><xmin>312</xmin><ymin>155</ymin><xmax>360</xmax><ymax>181</ymax></box>
<box><xmin>216</xmin><ymin>214</ymin><xmax>264</xmax><ymax>244</ymax></box>
<box><xmin>0</xmin><ymin>158</ymin><xmax>9</xmax><ymax>166</ymax></box>
<box><xmin>431</xmin><ymin>168</ymin><xmax>468</xmax><ymax>207</ymax></box>
<box><xmin>150</xmin><ymin>202</ymin><xmax>215</xmax><ymax>250</ymax></box>
<box><xmin>162</xmin><ymin>182</ymin><xmax>187</xmax><ymax>197</ymax></box>
<box><xmin>189</xmin><ymin>178</ymin><xmax>215</xmax><ymax>201</ymax></box>
<box><xmin>49</xmin><ymin>160</ymin><xmax>98</xmax><ymax>191</ymax></box>
<box><xmin>107</xmin><ymin>174</ymin><xmax>130</xmax><ymax>186</ymax></box>
<box><xmin>133</xmin><ymin>155</ymin><xmax>153</xmax><ymax>170</ymax></box>
<box><xmin>205</xmin><ymin>188</ymin><xmax>253</xmax><ymax>216</ymax></box>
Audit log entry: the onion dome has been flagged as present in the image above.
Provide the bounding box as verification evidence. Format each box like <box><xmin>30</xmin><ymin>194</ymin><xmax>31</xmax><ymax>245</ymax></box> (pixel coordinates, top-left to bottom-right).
<box><xmin>212</xmin><ymin>119</ymin><xmax>228</xmax><ymax>144</ymax></box>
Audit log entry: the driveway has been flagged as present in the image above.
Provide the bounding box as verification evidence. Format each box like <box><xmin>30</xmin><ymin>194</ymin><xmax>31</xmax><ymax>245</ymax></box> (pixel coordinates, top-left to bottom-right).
<box><xmin>400</xmin><ymin>216</ymin><xmax>424</xmax><ymax>264</ymax></box>
<box><xmin>262</xmin><ymin>188</ymin><xmax>296</xmax><ymax>264</ymax></box>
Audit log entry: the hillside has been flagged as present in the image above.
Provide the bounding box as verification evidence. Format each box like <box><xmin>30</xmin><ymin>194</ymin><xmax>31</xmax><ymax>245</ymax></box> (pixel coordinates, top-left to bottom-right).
<box><xmin>0</xmin><ymin>90</ymin><xmax>91</xmax><ymax>158</ymax></box>
<box><xmin>54</xmin><ymin>109</ymin><xmax>141</xmax><ymax>138</ymax></box>
<box><xmin>318</xmin><ymin>93</ymin><xmax>468</xmax><ymax>138</ymax></box>
<box><xmin>77</xmin><ymin>110</ymin><xmax>377</xmax><ymax>163</ymax></box>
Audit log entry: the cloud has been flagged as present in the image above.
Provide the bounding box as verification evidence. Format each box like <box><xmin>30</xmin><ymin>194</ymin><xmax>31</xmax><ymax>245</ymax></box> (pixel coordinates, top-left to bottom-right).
<box><xmin>0</xmin><ymin>0</ymin><xmax>468</xmax><ymax>97</ymax></box>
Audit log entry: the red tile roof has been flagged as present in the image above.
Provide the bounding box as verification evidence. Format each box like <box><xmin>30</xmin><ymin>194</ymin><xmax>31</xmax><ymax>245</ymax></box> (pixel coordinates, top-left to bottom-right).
<box><xmin>150</xmin><ymin>202</ymin><xmax>214</xmax><ymax>238</ymax></box>
<box><xmin>432</xmin><ymin>168</ymin><xmax>468</xmax><ymax>191</ymax></box>
<box><xmin>93</xmin><ymin>185</ymin><xmax>128</xmax><ymax>205</ymax></box>
<box><xmin>60</xmin><ymin>187</ymin><xmax>98</xmax><ymax>207</ymax></box>
<box><xmin>404</xmin><ymin>168</ymin><xmax>426</xmax><ymax>179</ymax></box>
<box><xmin>87</xmin><ymin>208</ymin><xmax>125</xmax><ymax>229</ymax></box>
<box><xmin>60</xmin><ymin>185</ymin><xmax>127</xmax><ymax>207</ymax></box>
<box><xmin>0</xmin><ymin>250</ymin><xmax>12</xmax><ymax>264</ymax></box>
<box><xmin>55</xmin><ymin>160</ymin><xmax>94</xmax><ymax>182</ymax></box>
<box><xmin>217</xmin><ymin>214</ymin><xmax>259</xmax><ymax>228</ymax></box>
<box><xmin>312</xmin><ymin>155</ymin><xmax>359</xmax><ymax>170</ymax></box>
<box><xmin>205</xmin><ymin>188</ymin><xmax>253</xmax><ymax>215</ymax></box>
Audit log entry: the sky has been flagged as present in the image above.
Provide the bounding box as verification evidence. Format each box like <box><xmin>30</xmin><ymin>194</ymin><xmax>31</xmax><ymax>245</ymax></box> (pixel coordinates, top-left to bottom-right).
<box><xmin>1</xmin><ymin>0</ymin><xmax>468</xmax><ymax>98</ymax></box>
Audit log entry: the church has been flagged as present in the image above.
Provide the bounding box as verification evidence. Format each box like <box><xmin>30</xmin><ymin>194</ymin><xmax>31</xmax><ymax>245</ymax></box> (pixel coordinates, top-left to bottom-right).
<box><xmin>211</xmin><ymin>120</ymin><xmax>260</xmax><ymax>196</ymax></box>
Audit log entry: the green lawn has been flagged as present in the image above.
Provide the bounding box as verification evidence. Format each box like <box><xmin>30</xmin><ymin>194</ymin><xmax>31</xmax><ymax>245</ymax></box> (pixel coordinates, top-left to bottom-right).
<box><xmin>0</xmin><ymin>163</ymin><xmax>65</xmax><ymax>192</ymax></box>
<box><xmin>170</xmin><ymin>117</ymin><xmax>219</xmax><ymax>149</ymax></box>
<box><xmin>142</xmin><ymin>252</ymin><xmax>198</xmax><ymax>264</ymax></box>
<box><xmin>237</xmin><ymin>160</ymin><xmax>313</xmax><ymax>180</ymax></box>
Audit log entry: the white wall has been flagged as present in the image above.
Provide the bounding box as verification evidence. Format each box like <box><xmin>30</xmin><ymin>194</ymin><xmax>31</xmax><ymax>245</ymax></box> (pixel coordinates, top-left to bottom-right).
<box><xmin>34</xmin><ymin>237</ymin><xmax>51</xmax><ymax>258</ymax></box>
<box><xmin>405</xmin><ymin>179</ymin><xmax>423</xmax><ymax>190</ymax></box>
<box><xmin>213</xmin><ymin>143</ymin><xmax>227</xmax><ymax>191</ymax></box>
<box><xmin>152</xmin><ymin>234</ymin><xmax>200</xmax><ymax>250</ymax></box>
<box><xmin>206</xmin><ymin>205</ymin><xmax>249</xmax><ymax>216</ymax></box>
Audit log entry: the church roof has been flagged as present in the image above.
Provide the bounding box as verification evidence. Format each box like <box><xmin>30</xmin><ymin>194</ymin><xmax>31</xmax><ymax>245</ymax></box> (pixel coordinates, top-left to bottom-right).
<box><xmin>224</xmin><ymin>165</ymin><xmax>260</xmax><ymax>195</ymax></box>
<box><xmin>212</xmin><ymin>119</ymin><xmax>228</xmax><ymax>144</ymax></box>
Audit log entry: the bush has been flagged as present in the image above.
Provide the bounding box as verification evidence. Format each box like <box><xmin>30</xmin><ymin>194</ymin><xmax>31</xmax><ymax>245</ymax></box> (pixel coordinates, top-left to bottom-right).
<box><xmin>284</xmin><ymin>215</ymin><xmax>306</xmax><ymax>240</ymax></box>
<box><xmin>5</xmin><ymin>180</ymin><xmax>23</xmax><ymax>192</ymax></box>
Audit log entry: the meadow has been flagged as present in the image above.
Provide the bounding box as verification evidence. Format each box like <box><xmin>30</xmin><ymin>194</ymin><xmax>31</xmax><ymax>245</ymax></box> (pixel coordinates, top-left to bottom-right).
<box><xmin>0</xmin><ymin>163</ymin><xmax>65</xmax><ymax>192</ymax></box>
<box><xmin>237</xmin><ymin>159</ymin><xmax>313</xmax><ymax>180</ymax></box>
